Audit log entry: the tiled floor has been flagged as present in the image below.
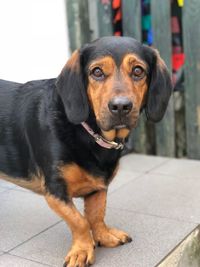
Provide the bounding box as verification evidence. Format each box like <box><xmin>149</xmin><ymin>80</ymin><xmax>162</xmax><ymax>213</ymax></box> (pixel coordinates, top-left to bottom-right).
<box><xmin>0</xmin><ymin>154</ymin><xmax>200</xmax><ymax>267</ymax></box>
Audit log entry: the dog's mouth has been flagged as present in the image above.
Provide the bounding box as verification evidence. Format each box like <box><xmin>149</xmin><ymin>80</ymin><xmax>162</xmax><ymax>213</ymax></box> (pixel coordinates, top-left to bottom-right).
<box><xmin>97</xmin><ymin>116</ymin><xmax>139</xmax><ymax>132</ymax></box>
<box><xmin>97</xmin><ymin>116</ymin><xmax>139</xmax><ymax>141</ymax></box>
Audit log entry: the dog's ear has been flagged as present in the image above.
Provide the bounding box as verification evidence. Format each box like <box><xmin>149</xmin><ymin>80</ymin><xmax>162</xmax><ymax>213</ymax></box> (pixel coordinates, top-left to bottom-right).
<box><xmin>143</xmin><ymin>46</ymin><xmax>173</xmax><ymax>122</ymax></box>
<box><xmin>56</xmin><ymin>50</ymin><xmax>89</xmax><ymax>124</ymax></box>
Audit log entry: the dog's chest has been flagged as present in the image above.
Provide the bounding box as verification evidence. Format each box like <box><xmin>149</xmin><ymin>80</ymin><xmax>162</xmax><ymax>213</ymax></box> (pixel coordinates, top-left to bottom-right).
<box><xmin>60</xmin><ymin>163</ymin><xmax>108</xmax><ymax>198</ymax></box>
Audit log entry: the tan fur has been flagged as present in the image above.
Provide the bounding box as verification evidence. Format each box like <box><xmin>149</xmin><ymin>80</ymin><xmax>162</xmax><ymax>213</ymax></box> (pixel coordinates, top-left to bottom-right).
<box><xmin>84</xmin><ymin>190</ymin><xmax>131</xmax><ymax>247</ymax></box>
<box><xmin>84</xmin><ymin>190</ymin><xmax>107</xmax><ymax>228</ymax></box>
<box><xmin>87</xmin><ymin>56</ymin><xmax>116</xmax><ymax>125</ymax></box>
<box><xmin>0</xmin><ymin>172</ymin><xmax>45</xmax><ymax>195</ymax></box>
<box><xmin>117</xmin><ymin>128</ymin><xmax>130</xmax><ymax>139</ymax></box>
<box><xmin>45</xmin><ymin>194</ymin><xmax>95</xmax><ymax>266</ymax></box>
<box><xmin>63</xmin><ymin>50</ymin><xmax>80</xmax><ymax>71</ymax></box>
<box><xmin>101</xmin><ymin>129</ymin><xmax>116</xmax><ymax>141</ymax></box>
<box><xmin>59</xmin><ymin>163</ymin><xmax>106</xmax><ymax>198</ymax></box>
<box><xmin>121</xmin><ymin>54</ymin><xmax>148</xmax><ymax>109</ymax></box>
<box><xmin>87</xmin><ymin>53</ymin><xmax>149</xmax><ymax>138</ymax></box>
<box><xmin>122</xmin><ymin>53</ymin><xmax>147</xmax><ymax>73</ymax></box>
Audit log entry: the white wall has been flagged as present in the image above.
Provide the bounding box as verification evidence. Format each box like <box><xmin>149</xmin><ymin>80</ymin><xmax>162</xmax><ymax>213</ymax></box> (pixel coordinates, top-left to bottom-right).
<box><xmin>0</xmin><ymin>0</ymin><xmax>70</xmax><ymax>83</ymax></box>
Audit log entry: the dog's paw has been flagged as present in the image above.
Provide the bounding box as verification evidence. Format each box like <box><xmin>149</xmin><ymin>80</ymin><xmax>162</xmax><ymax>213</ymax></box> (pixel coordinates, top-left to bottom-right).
<box><xmin>63</xmin><ymin>240</ymin><xmax>95</xmax><ymax>267</ymax></box>
<box><xmin>93</xmin><ymin>225</ymin><xmax>132</xmax><ymax>248</ymax></box>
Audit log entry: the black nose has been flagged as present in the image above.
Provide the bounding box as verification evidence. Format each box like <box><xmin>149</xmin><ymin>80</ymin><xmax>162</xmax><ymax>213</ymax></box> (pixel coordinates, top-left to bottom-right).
<box><xmin>108</xmin><ymin>97</ymin><xmax>133</xmax><ymax>116</ymax></box>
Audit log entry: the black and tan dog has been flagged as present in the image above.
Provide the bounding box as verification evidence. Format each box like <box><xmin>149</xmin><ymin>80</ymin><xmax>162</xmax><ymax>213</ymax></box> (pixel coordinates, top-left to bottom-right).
<box><xmin>0</xmin><ymin>37</ymin><xmax>172</xmax><ymax>267</ymax></box>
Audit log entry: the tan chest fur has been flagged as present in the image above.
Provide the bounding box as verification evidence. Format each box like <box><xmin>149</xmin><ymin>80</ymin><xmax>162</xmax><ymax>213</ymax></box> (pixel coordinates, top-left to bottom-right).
<box><xmin>60</xmin><ymin>163</ymin><xmax>107</xmax><ymax>198</ymax></box>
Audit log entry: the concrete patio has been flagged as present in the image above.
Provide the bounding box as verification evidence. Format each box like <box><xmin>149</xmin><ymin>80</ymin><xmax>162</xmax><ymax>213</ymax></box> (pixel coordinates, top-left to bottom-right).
<box><xmin>0</xmin><ymin>154</ymin><xmax>200</xmax><ymax>267</ymax></box>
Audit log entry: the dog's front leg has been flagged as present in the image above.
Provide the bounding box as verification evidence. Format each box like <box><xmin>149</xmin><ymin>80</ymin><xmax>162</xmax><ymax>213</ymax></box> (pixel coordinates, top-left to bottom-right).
<box><xmin>84</xmin><ymin>190</ymin><xmax>132</xmax><ymax>248</ymax></box>
<box><xmin>45</xmin><ymin>194</ymin><xmax>95</xmax><ymax>267</ymax></box>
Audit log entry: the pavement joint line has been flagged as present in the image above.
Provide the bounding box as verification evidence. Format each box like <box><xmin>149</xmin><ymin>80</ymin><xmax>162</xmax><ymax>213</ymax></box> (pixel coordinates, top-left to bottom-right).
<box><xmin>109</xmin><ymin>157</ymin><xmax>172</xmax><ymax>196</ymax></box>
<box><xmin>108</xmin><ymin>161</ymin><xmax>174</xmax><ymax>196</ymax></box>
<box><xmin>146</xmin><ymin>170</ymin><xmax>200</xmax><ymax>180</ymax></box>
<box><xmin>5</xmin><ymin>252</ymin><xmax>54</xmax><ymax>267</ymax></box>
<box><xmin>7</xmin><ymin>220</ymin><xmax>63</xmax><ymax>254</ymax></box>
<box><xmin>144</xmin><ymin>158</ymin><xmax>172</xmax><ymax>174</ymax></box>
<box><xmin>106</xmin><ymin>206</ymin><xmax>200</xmax><ymax>225</ymax></box>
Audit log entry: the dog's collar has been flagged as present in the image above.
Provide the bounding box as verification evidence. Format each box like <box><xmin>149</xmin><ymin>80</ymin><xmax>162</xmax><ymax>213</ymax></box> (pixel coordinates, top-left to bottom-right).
<box><xmin>81</xmin><ymin>122</ymin><xmax>124</xmax><ymax>150</ymax></box>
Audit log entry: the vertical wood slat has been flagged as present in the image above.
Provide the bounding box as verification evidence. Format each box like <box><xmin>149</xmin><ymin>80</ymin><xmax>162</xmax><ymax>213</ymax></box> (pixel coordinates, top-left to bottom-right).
<box><xmin>183</xmin><ymin>1</ymin><xmax>200</xmax><ymax>159</ymax></box>
<box><xmin>151</xmin><ymin>0</ymin><xmax>175</xmax><ymax>157</ymax></box>
<box><xmin>88</xmin><ymin>0</ymin><xmax>113</xmax><ymax>39</ymax></box>
<box><xmin>88</xmin><ymin>0</ymin><xmax>113</xmax><ymax>38</ymax></box>
<box><xmin>97</xmin><ymin>0</ymin><xmax>113</xmax><ymax>36</ymax></box>
<box><xmin>122</xmin><ymin>0</ymin><xmax>147</xmax><ymax>154</ymax></box>
<box><xmin>88</xmin><ymin>0</ymin><xmax>99</xmax><ymax>40</ymax></box>
<box><xmin>66</xmin><ymin>0</ymin><xmax>90</xmax><ymax>51</ymax></box>
<box><xmin>122</xmin><ymin>0</ymin><xmax>141</xmax><ymax>40</ymax></box>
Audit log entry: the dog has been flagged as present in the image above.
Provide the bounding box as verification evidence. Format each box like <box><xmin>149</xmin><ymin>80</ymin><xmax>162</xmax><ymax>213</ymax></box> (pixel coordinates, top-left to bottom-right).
<box><xmin>0</xmin><ymin>36</ymin><xmax>172</xmax><ymax>267</ymax></box>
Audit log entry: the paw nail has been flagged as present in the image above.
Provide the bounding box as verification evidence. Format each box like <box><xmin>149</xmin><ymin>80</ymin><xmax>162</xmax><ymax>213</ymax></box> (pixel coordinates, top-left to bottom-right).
<box><xmin>127</xmin><ymin>237</ymin><xmax>133</xmax><ymax>243</ymax></box>
<box><xmin>97</xmin><ymin>241</ymin><xmax>101</xmax><ymax>247</ymax></box>
<box><xmin>63</xmin><ymin>262</ymin><xmax>67</xmax><ymax>267</ymax></box>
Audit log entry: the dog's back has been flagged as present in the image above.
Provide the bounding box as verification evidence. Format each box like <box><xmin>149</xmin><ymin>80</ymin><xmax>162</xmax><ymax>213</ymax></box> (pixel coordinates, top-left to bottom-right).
<box><xmin>0</xmin><ymin>79</ymin><xmax>55</xmax><ymax>179</ymax></box>
<box><xmin>0</xmin><ymin>80</ymin><xmax>24</xmax><ymax>176</ymax></box>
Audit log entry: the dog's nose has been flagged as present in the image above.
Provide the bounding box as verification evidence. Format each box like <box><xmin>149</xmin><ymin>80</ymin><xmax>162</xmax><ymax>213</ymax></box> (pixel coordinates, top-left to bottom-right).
<box><xmin>108</xmin><ymin>97</ymin><xmax>133</xmax><ymax>116</ymax></box>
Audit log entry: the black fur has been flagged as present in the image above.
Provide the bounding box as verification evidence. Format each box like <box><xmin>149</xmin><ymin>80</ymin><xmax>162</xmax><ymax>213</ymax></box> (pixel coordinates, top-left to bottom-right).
<box><xmin>56</xmin><ymin>54</ymin><xmax>89</xmax><ymax>124</ymax></box>
<box><xmin>0</xmin><ymin>36</ymin><xmax>172</xmax><ymax>203</ymax></box>
<box><xmin>142</xmin><ymin>45</ymin><xmax>173</xmax><ymax>122</ymax></box>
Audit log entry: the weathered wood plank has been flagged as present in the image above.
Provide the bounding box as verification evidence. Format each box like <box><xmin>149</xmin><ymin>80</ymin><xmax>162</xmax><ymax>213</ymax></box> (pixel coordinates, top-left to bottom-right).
<box><xmin>151</xmin><ymin>0</ymin><xmax>175</xmax><ymax>157</ymax></box>
<box><xmin>88</xmin><ymin>0</ymin><xmax>99</xmax><ymax>40</ymax></box>
<box><xmin>97</xmin><ymin>0</ymin><xmax>113</xmax><ymax>36</ymax></box>
<box><xmin>66</xmin><ymin>0</ymin><xmax>90</xmax><ymax>51</ymax></box>
<box><xmin>122</xmin><ymin>0</ymin><xmax>141</xmax><ymax>40</ymax></box>
<box><xmin>88</xmin><ymin>0</ymin><xmax>113</xmax><ymax>39</ymax></box>
<box><xmin>183</xmin><ymin>1</ymin><xmax>200</xmax><ymax>159</ymax></box>
<box><xmin>122</xmin><ymin>0</ymin><xmax>147</xmax><ymax>153</ymax></box>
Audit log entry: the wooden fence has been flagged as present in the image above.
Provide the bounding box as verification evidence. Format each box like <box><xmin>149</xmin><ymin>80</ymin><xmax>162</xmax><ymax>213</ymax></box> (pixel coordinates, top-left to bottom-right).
<box><xmin>66</xmin><ymin>0</ymin><xmax>200</xmax><ymax>160</ymax></box>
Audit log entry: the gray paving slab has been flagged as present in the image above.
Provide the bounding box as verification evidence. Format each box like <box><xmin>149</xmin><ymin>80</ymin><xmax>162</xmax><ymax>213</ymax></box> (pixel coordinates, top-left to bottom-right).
<box><xmin>0</xmin><ymin>252</ymin><xmax>3</xmax><ymax>256</ymax></box>
<box><xmin>0</xmin><ymin>190</ymin><xmax>61</xmax><ymax>252</ymax></box>
<box><xmin>11</xmin><ymin>185</ymin><xmax>34</xmax><ymax>193</ymax></box>
<box><xmin>11</xmin><ymin>208</ymin><xmax>196</xmax><ymax>267</ymax></box>
<box><xmin>120</xmin><ymin>154</ymin><xmax>169</xmax><ymax>173</ymax></box>
<box><xmin>0</xmin><ymin>254</ymin><xmax>51</xmax><ymax>267</ymax></box>
<box><xmin>11</xmin><ymin>222</ymin><xmax>68</xmax><ymax>267</ymax></box>
<box><xmin>1</xmin><ymin>154</ymin><xmax>200</xmax><ymax>267</ymax></box>
<box><xmin>151</xmin><ymin>158</ymin><xmax>200</xmax><ymax>179</ymax></box>
<box><xmin>0</xmin><ymin>179</ymin><xmax>16</xmax><ymax>189</ymax></box>
<box><xmin>0</xmin><ymin>188</ymin><xmax>8</xmax><ymax>194</ymax></box>
<box><xmin>108</xmin><ymin>169</ymin><xmax>142</xmax><ymax>193</ymax></box>
<box><xmin>108</xmin><ymin>172</ymin><xmax>200</xmax><ymax>224</ymax></box>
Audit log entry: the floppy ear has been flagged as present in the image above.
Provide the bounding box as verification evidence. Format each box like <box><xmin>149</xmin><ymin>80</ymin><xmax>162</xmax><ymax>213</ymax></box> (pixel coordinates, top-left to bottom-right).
<box><xmin>56</xmin><ymin>50</ymin><xmax>89</xmax><ymax>124</ymax></box>
<box><xmin>144</xmin><ymin>46</ymin><xmax>173</xmax><ymax>122</ymax></box>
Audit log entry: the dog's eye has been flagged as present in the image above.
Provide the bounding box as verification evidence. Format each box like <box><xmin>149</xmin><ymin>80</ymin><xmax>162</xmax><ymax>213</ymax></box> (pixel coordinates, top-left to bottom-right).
<box><xmin>91</xmin><ymin>67</ymin><xmax>105</xmax><ymax>81</ymax></box>
<box><xmin>132</xmin><ymin>66</ymin><xmax>145</xmax><ymax>80</ymax></box>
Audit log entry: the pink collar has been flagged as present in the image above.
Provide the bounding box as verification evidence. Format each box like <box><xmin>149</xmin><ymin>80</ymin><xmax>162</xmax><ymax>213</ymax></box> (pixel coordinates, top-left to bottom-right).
<box><xmin>81</xmin><ymin>122</ymin><xmax>124</xmax><ymax>150</ymax></box>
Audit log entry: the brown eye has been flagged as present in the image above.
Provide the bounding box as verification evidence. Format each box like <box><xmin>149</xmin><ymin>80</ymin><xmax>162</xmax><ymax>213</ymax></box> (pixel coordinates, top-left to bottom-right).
<box><xmin>132</xmin><ymin>66</ymin><xmax>145</xmax><ymax>79</ymax></box>
<box><xmin>91</xmin><ymin>67</ymin><xmax>105</xmax><ymax>80</ymax></box>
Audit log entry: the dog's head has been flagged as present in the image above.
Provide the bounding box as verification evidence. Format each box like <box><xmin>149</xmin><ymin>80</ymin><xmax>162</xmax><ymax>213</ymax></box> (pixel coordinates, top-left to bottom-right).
<box><xmin>56</xmin><ymin>36</ymin><xmax>172</xmax><ymax>140</ymax></box>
